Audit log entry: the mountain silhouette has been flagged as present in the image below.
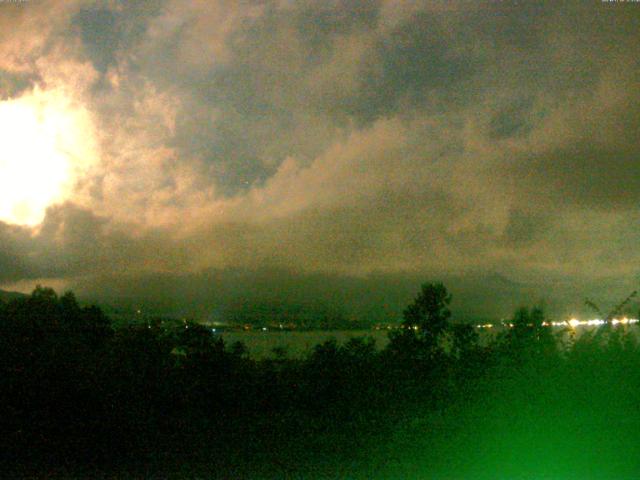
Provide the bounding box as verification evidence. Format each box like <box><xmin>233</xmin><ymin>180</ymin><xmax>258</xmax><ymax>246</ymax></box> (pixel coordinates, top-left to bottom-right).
<box><xmin>0</xmin><ymin>288</ymin><xmax>27</xmax><ymax>303</ymax></box>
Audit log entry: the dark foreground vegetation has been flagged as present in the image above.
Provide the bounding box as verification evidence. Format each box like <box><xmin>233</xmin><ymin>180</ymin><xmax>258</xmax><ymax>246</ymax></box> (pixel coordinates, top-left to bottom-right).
<box><xmin>2</xmin><ymin>284</ymin><xmax>640</xmax><ymax>479</ymax></box>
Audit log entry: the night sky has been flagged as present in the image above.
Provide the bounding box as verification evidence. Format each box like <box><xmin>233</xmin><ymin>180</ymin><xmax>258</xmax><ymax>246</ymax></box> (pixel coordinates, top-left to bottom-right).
<box><xmin>0</xmin><ymin>1</ymin><xmax>639</xmax><ymax>321</ymax></box>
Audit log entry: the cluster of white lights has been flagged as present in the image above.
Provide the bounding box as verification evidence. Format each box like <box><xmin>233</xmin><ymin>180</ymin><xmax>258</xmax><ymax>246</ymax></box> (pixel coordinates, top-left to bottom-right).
<box><xmin>475</xmin><ymin>318</ymin><xmax>639</xmax><ymax>329</ymax></box>
<box><xmin>561</xmin><ymin>317</ymin><xmax>639</xmax><ymax>328</ymax></box>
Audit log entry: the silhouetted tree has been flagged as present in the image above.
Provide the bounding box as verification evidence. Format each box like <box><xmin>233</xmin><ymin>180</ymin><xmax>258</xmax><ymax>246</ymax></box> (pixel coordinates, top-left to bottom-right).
<box><xmin>451</xmin><ymin>322</ymin><xmax>479</xmax><ymax>358</ymax></box>
<box><xmin>230</xmin><ymin>340</ymin><xmax>248</xmax><ymax>358</ymax></box>
<box><xmin>388</xmin><ymin>282</ymin><xmax>452</xmax><ymax>362</ymax></box>
<box><xmin>504</xmin><ymin>305</ymin><xmax>554</xmax><ymax>360</ymax></box>
<box><xmin>403</xmin><ymin>282</ymin><xmax>451</xmax><ymax>339</ymax></box>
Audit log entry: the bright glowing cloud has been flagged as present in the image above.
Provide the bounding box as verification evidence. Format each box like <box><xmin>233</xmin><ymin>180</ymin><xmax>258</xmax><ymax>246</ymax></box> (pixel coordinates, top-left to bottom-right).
<box><xmin>0</xmin><ymin>87</ymin><xmax>98</xmax><ymax>226</ymax></box>
<box><xmin>0</xmin><ymin>1</ymin><xmax>639</xmax><ymax>319</ymax></box>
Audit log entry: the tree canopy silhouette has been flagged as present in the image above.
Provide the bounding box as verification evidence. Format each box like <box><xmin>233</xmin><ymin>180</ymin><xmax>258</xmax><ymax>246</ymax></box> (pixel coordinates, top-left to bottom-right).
<box><xmin>403</xmin><ymin>282</ymin><xmax>451</xmax><ymax>341</ymax></box>
<box><xmin>386</xmin><ymin>282</ymin><xmax>453</xmax><ymax>363</ymax></box>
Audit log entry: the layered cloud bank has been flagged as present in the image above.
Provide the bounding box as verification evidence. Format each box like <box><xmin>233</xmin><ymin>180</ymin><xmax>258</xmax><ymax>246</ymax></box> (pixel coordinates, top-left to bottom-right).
<box><xmin>1</xmin><ymin>1</ymin><xmax>639</xmax><ymax>318</ymax></box>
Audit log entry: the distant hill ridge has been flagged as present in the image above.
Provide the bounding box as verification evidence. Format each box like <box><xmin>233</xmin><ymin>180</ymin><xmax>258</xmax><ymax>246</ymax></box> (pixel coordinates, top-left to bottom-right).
<box><xmin>0</xmin><ymin>289</ymin><xmax>28</xmax><ymax>303</ymax></box>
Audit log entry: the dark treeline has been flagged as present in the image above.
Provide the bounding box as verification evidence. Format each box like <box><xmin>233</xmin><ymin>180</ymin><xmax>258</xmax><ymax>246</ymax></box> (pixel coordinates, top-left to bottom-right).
<box><xmin>2</xmin><ymin>284</ymin><xmax>640</xmax><ymax>478</ymax></box>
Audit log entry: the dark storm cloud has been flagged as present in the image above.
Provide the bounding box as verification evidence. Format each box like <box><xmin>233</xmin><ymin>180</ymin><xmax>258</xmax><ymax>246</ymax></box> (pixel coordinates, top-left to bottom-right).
<box><xmin>513</xmin><ymin>144</ymin><xmax>640</xmax><ymax>210</ymax></box>
<box><xmin>501</xmin><ymin>209</ymin><xmax>550</xmax><ymax>248</ymax></box>
<box><xmin>71</xmin><ymin>1</ymin><xmax>166</xmax><ymax>74</ymax></box>
<box><xmin>0</xmin><ymin>69</ymin><xmax>36</xmax><ymax>99</ymax></box>
<box><xmin>0</xmin><ymin>222</ymin><xmax>33</xmax><ymax>281</ymax></box>
<box><xmin>0</xmin><ymin>203</ymin><xmax>187</xmax><ymax>283</ymax></box>
<box><xmin>67</xmin><ymin>267</ymin><xmax>548</xmax><ymax>324</ymax></box>
<box><xmin>488</xmin><ymin>97</ymin><xmax>535</xmax><ymax>140</ymax></box>
<box><xmin>342</xmin><ymin>11</ymin><xmax>477</xmax><ymax>123</ymax></box>
<box><xmin>2</xmin><ymin>1</ymin><xmax>640</xmax><ymax>319</ymax></box>
<box><xmin>71</xmin><ymin>266</ymin><xmax>640</xmax><ymax>324</ymax></box>
<box><xmin>73</xmin><ymin>7</ymin><xmax>120</xmax><ymax>73</ymax></box>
